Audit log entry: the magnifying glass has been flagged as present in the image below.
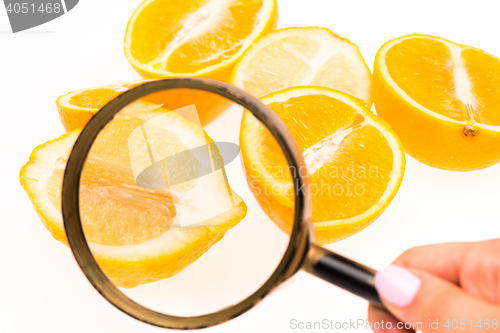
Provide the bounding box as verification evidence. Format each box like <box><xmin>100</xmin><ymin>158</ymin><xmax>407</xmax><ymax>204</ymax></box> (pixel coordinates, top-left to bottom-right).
<box><xmin>62</xmin><ymin>78</ymin><xmax>385</xmax><ymax>330</ymax></box>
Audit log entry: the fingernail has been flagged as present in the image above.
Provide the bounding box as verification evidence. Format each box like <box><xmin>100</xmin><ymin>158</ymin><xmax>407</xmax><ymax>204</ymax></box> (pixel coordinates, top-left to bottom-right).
<box><xmin>374</xmin><ymin>265</ymin><xmax>421</xmax><ymax>308</ymax></box>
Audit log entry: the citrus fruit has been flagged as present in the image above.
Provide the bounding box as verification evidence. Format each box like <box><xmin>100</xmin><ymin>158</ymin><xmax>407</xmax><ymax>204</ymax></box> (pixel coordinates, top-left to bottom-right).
<box><xmin>374</xmin><ymin>34</ymin><xmax>500</xmax><ymax>171</ymax></box>
<box><xmin>240</xmin><ymin>86</ymin><xmax>404</xmax><ymax>245</ymax></box>
<box><xmin>21</xmin><ymin>103</ymin><xmax>246</xmax><ymax>288</ymax></box>
<box><xmin>124</xmin><ymin>0</ymin><xmax>277</xmax><ymax>81</ymax></box>
<box><xmin>57</xmin><ymin>80</ymin><xmax>231</xmax><ymax>131</ymax></box>
<box><xmin>231</xmin><ymin>27</ymin><xmax>372</xmax><ymax>105</ymax></box>
<box><xmin>57</xmin><ymin>81</ymin><xmax>132</xmax><ymax>132</ymax></box>
<box><xmin>123</xmin><ymin>0</ymin><xmax>277</xmax><ymax>128</ymax></box>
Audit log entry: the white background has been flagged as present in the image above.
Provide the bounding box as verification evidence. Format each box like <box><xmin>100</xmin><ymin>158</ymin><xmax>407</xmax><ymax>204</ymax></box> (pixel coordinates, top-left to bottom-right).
<box><xmin>2</xmin><ymin>0</ymin><xmax>500</xmax><ymax>332</ymax></box>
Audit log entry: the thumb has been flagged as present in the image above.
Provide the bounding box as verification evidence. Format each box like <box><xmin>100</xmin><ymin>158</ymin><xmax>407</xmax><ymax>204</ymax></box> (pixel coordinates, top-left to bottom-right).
<box><xmin>374</xmin><ymin>265</ymin><xmax>500</xmax><ymax>332</ymax></box>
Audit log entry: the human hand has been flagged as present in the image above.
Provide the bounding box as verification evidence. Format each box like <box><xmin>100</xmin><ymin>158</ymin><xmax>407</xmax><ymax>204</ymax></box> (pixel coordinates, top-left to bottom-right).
<box><xmin>368</xmin><ymin>240</ymin><xmax>500</xmax><ymax>332</ymax></box>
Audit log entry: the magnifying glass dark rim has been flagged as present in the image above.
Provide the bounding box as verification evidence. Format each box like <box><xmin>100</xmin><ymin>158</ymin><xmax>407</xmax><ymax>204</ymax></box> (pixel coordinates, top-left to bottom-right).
<box><xmin>62</xmin><ymin>78</ymin><xmax>314</xmax><ymax>330</ymax></box>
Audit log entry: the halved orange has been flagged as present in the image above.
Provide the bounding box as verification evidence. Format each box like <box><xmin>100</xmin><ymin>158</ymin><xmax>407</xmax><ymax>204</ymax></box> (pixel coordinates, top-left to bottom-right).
<box><xmin>57</xmin><ymin>81</ymin><xmax>133</xmax><ymax>132</ymax></box>
<box><xmin>231</xmin><ymin>27</ymin><xmax>372</xmax><ymax>105</ymax></box>
<box><xmin>21</xmin><ymin>103</ymin><xmax>246</xmax><ymax>287</ymax></box>
<box><xmin>240</xmin><ymin>86</ymin><xmax>404</xmax><ymax>245</ymax></box>
<box><xmin>57</xmin><ymin>80</ymin><xmax>231</xmax><ymax>131</ymax></box>
<box><xmin>124</xmin><ymin>0</ymin><xmax>278</xmax><ymax>81</ymax></box>
<box><xmin>374</xmin><ymin>35</ymin><xmax>500</xmax><ymax>171</ymax></box>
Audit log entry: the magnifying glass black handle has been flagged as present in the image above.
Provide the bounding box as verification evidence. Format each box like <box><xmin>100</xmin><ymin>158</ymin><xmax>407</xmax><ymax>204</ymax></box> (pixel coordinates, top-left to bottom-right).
<box><xmin>303</xmin><ymin>244</ymin><xmax>385</xmax><ymax>308</ymax></box>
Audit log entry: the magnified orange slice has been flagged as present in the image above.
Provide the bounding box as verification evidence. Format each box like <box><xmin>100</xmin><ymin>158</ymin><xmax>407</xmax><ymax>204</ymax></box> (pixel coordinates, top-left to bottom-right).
<box><xmin>240</xmin><ymin>86</ymin><xmax>404</xmax><ymax>245</ymax></box>
<box><xmin>21</xmin><ymin>103</ymin><xmax>246</xmax><ymax>288</ymax></box>
<box><xmin>57</xmin><ymin>80</ymin><xmax>232</xmax><ymax>131</ymax></box>
<box><xmin>124</xmin><ymin>0</ymin><xmax>277</xmax><ymax>81</ymax></box>
<box><xmin>374</xmin><ymin>35</ymin><xmax>500</xmax><ymax>171</ymax></box>
<box><xmin>231</xmin><ymin>27</ymin><xmax>372</xmax><ymax>105</ymax></box>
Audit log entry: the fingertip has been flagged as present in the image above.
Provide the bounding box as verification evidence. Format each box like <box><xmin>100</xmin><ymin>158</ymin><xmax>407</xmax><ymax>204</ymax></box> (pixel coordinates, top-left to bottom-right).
<box><xmin>375</xmin><ymin>265</ymin><xmax>421</xmax><ymax>308</ymax></box>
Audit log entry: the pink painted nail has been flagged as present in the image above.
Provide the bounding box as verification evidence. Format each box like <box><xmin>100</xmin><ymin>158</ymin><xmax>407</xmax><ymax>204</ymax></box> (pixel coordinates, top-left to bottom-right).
<box><xmin>374</xmin><ymin>265</ymin><xmax>421</xmax><ymax>308</ymax></box>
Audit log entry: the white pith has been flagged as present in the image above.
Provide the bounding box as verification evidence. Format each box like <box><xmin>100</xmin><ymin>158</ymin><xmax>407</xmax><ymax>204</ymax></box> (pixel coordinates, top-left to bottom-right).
<box><xmin>231</xmin><ymin>27</ymin><xmax>372</xmax><ymax>104</ymax></box>
<box><xmin>124</xmin><ymin>0</ymin><xmax>275</xmax><ymax>77</ymax></box>
<box><xmin>449</xmin><ymin>44</ymin><xmax>479</xmax><ymax>123</ymax></box>
<box><xmin>282</xmin><ymin>37</ymin><xmax>356</xmax><ymax>86</ymax></box>
<box><xmin>303</xmin><ymin>122</ymin><xmax>364</xmax><ymax>175</ymax></box>
<box><xmin>243</xmin><ymin>87</ymin><xmax>404</xmax><ymax>227</ymax></box>
<box><xmin>377</xmin><ymin>35</ymin><xmax>500</xmax><ymax>132</ymax></box>
<box><xmin>148</xmin><ymin>0</ymin><xmax>237</xmax><ymax>68</ymax></box>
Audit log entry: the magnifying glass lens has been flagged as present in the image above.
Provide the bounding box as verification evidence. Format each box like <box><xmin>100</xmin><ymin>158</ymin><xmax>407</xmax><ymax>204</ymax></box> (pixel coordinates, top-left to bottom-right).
<box><xmin>78</xmin><ymin>87</ymin><xmax>293</xmax><ymax>317</ymax></box>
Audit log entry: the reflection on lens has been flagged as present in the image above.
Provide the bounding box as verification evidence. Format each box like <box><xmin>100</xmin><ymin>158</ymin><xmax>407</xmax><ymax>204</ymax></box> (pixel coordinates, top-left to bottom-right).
<box><xmin>75</xmin><ymin>89</ymin><xmax>290</xmax><ymax>316</ymax></box>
